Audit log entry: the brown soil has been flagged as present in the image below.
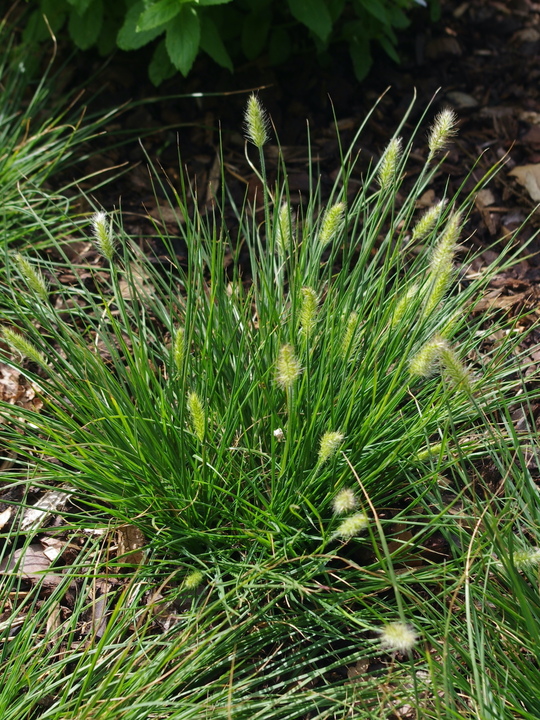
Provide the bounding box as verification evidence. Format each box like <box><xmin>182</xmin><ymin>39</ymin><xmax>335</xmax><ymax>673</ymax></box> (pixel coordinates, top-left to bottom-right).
<box><xmin>59</xmin><ymin>0</ymin><xmax>540</xmax><ymax>262</ymax></box>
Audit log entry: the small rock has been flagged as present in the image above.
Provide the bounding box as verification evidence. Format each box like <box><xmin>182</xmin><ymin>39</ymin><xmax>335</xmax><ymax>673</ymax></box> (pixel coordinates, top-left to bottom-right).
<box><xmin>446</xmin><ymin>91</ymin><xmax>479</xmax><ymax>108</ymax></box>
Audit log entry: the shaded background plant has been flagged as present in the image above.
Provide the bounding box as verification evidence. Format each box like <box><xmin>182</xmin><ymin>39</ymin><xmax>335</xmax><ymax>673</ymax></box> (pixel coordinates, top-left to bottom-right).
<box><xmin>22</xmin><ymin>0</ymin><xmax>440</xmax><ymax>86</ymax></box>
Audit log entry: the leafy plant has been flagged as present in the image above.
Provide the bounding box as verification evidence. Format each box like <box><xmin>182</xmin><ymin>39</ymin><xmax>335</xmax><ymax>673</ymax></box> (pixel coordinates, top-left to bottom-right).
<box><xmin>23</xmin><ymin>0</ymin><xmax>439</xmax><ymax>85</ymax></box>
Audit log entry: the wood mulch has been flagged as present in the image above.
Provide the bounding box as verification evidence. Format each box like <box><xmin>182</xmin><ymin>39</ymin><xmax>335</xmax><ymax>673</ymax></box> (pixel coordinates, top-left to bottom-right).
<box><xmin>45</xmin><ymin>0</ymin><xmax>539</xmax><ymax>320</ymax></box>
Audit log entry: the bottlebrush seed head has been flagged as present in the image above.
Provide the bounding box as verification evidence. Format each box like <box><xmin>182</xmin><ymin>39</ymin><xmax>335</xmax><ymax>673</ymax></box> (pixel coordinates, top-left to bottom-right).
<box><xmin>428</xmin><ymin>108</ymin><xmax>457</xmax><ymax>157</ymax></box>
<box><xmin>333</xmin><ymin>512</ymin><xmax>369</xmax><ymax>540</ymax></box>
<box><xmin>244</xmin><ymin>93</ymin><xmax>270</xmax><ymax>148</ymax></box>
<box><xmin>15</xmin><ymin>254</ymin><xmax>48</xmax><ymax>301</ymax></box>
<box><xmin>299</xmin><ymin>287</ymin><xmax>318</xmax><ymax>337</ymax></box>
<box><xmin>378</xmin><ymin>137</ymin><xmax>402</xmax><ymax>188</ymax></box>
<box><xmin>379</xmin><ymin>621</ymin><xmax>418</xmax><ymax>654</ymax></box>
<box><xmin>2</xmin><ymin>327</ymin><xmax>46</xmax><ymax>366</ymax></box>
<box><xmin>173</xmin><ymin>327</ymin><xmax>185</xmax><ymax>372</ymax></box>
<box><xmin>409</xmin><ymin>335</ymin><xmax>448</xmax><ymax>378</ymax></box>
<box><xmin>276</xmin><ymin>203</ymin><xmax>293</xmax><ymax>258</ymax></box>
<box><xmin>187</xmin><ymin>391</ymin><xmax>205</xmax><ymax>443</ymax></box>
<box><xmin>319</xmin><ymin>202</ymin><xmax>346</xmax><ymax>247</ymax></box>
<box><xmin>411</xmin><ymin>200</ymin><xmax>446</xmax><ymax>242</ymax></box>
<box><xmin>92</xmin><ymin>211</ymin><xmax>115</xmax><ymax>262</ymax></box>
<box><xmin>275</xmin><ymin>344</ymin><xmax>301</xmax><ymax>390</ymax></box>
<box><xmin>318</xmin><ymin>431</ymin><xmax>344</xmax><ymax>465</ymax></box>
<box><xmin>332</xmin><ymin>488</ymin><xmax>358</xmax><ymax>515</ymax></box>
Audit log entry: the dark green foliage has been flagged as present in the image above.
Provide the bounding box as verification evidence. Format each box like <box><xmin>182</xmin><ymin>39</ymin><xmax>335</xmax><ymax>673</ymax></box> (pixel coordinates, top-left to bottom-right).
<box><xmin>23</xmin><ymin>0</ymin><xmax>439</xmax><ymax>84</ymax></box>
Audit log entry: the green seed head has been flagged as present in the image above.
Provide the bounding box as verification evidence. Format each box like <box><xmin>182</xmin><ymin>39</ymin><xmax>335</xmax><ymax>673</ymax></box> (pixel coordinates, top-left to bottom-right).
<box><xmin>14</xmin><ymin>254</ymin><xmax>48</xmax><ymax>301</ymax></box>
<box><xmin>510</xmin><ymin>547</ymin><xmax>540</xmax><ymax>571</ymax></box>
<box><xmin>275</xmin><ymin>344</ymin><xmax>301</xmax><ymax>390</ymax></box>
<box><xmin>173</xmin><ymin>327</ymin><xmax>185</xmax><ymax>372</ymax></box>
<box><xmin>409</xmin><ymin>335</ymin><xmax>448</xmax><ymax>378</ymax></box>
<box><xmin>332</xmin><ymin>488</ymin><xmax>357</xmax><ymax>515</ymax></box>
<box><xmin>92</xmin><ymin>211</ymin><xmax>115</xmax><ymax>262</ymax></box>
<box><xmin>340</xmin><ymin>311</ymin><xmax>359</xmax><ymax>359</ymax></box>
<box><xmin>333</xmin><ymin>512</ymin><xmax>369</xmax><ymax>541</ymax></box>
<box><xmin>2</xmin><ymin>327</ymin><xmax>46</xmax><ymax>366</ymax></box>
<box><xmin>319</xmin><ymin>202</ymin><xmax>346</xmax><ymax>247</ymax></box>
<box><xmin>377</xmin><ymin>137</ymin><xmax>402</xmax><ymax>188</ymax></box>
<box><xmin>299</xmin><ymin>287</ymin><xmax>318</xmax><ymax>338</ymax></box>
<box><xmin>439</xmin><ymin>345</ymin><xmax>471</xmax><ymax>391</ymax></box>
<box><xmin>183</xmin><ymin>570</ymin><xmax>204</xmax><ymax>590</ymax></box>
<box><xmin>318</xmin><ymin>431</ymin><xmax>344</xmax><ymax>465</ymax></box>
<box><xmin>187</xmin><ymin>391</ymin><xmax>205</xmax><ymax>443</ymax></box>
<box><xmin>244</xmin><ymin>94</ymin><xmax>270</xmax><ymax>148</ymax></box>
<box><xmin>423</xmin><ymin>210</ymin><xmax>463</xmax><ymax>317</ymax></box>
<box><xmin>411</xmin><ymin>200</ymin><xmax>446</xmax><ymax>243</ymax></box>
<box><xmin>428</xmin><ymin>108</ymin><xmax>457</xmax><ymax>158</ymax></box>
<box><xmin>276</xmin><ymin>203</ymin><xmax>293</xmax><ymax>259</ymax></box>
<box><xmin>391</xmin><ymin>284</ymin><xmax>418</xmax><ymax>328</ymax></box>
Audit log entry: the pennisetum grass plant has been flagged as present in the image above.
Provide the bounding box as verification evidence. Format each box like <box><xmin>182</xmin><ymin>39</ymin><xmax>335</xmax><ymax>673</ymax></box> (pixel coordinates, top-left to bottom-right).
<box><xmin>1</xmin><ymin>87</ymin><xmax>540</xmax><ymax>719</ymax></box>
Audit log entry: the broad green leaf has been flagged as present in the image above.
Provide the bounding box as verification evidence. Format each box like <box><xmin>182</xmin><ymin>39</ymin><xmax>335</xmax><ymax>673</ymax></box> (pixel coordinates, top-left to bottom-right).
<box><xmin>165</xmin><ymin>6</ymin><xmax>201</xmax><ymax>76</ymax></box>
<box><xmin>327</xmin><ymin>0</ymin><xmax>346</xmax><ymax>22</ymax></box>
<box><xmin>359</xmin><ymin>0</ymin><xmax>388</xmax><ymax>25</ymax></box>
<box><xmin>68</xmin><ymin>0</ymin><xmax>103</xmax><ymax>49</ymax></box>
<box><xmin>137</xmin><ymin>0</ymin><xmax>185</xmax><ymax>32</ymax></box>
<box><xmin>287</xmin><ymin>0</ymin><xmax>332</xmax><ymax>42</ymax></box>
<box><xmin>24</xmin><ymin>0</ymin><xmax>68</xmax><ymax>43</ymax></box>
<box><xmin>198</xmin><ymin>0</ymin><xmax>233</xmax><ymax>4</ymax></box>
<box><xmin>387</xmin><ymin>5</ymin><xmax>410</xmax><ymax>29</ymax></box>
<box><xmin>268</xmin><ymin>26</ymin><xmax>291</xmax><ymax>65</ymax></box>
<box><xmin>66</xmin><ymin>0</ymin><xmax>92</xmax><ymax>12</ymax></box>
<box><xmin>149</xmin><ymin>39</ymin><xmax>177</xmax><ymax>85</ymax></box>
<box><xmin>349</xmin><ymin>35</ymin><xmax>372</xmax><ymax>81</ymax></box>
<box><xmin>200</xmin><ymin>15</ymin><xmax>233</xmax><ymax>71</ymax></box>
<box><xmin>379</xmin><ymin>35</ymin><xmax>399</xmax><ymax>63</ymax></box>
<box><xmin>117</xmin><ymin>1</ymin><xmax>165</xmax><ymax>50</ymax></box>
<box><xmin>241</xmin><ymin>8</ymin><xmax>272</xmax><ymax>61</ymax></box>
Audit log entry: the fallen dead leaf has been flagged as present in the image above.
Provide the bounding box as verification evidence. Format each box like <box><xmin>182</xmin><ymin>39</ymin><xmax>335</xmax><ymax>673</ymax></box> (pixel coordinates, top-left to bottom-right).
<box><xmin>509</xmin><ymin>164</ymin><xmax>540</xmax><ymax>201</ymax></box>
<box><xmin>0</xmin><ymin>543</ymin><xmax>63</xmax><ymax>588</ymax></box>
<box><xmin>0</xmin><ymin>507</ymin><xmax>12</xmax><ymax>530</ymax></box>
<box><xmin>21</xmin><ymin>487</ymin><xmax>73</xmax><ymax>532</ymax></box>
<box><xmin>117</xmin><ymin>524</ymin><xmax>146</xmax><ymax>565</ymax></box>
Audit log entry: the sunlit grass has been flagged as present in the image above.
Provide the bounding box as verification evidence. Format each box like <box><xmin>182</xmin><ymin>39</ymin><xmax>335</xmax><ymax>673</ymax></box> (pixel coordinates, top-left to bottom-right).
<box><xmin>0</xmin><ymin>30</ymin><xmax>539</xmax><ymax>717</ymax></box>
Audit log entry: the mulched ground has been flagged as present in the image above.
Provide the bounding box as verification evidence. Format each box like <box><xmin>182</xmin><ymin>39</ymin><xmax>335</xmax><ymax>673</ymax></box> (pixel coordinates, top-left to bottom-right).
<box><xmin>45</xmin><ymin>0</ymin><xmax>540</xmax><ymax>327</ymax></box>
<box><xmin>61</xmin><ymin>2</ymin><xmax>538</xmax><ymax>234</ymax></box>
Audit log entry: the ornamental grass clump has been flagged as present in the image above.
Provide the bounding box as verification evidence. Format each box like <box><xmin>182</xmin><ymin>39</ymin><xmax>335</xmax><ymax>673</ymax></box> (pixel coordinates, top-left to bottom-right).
<box><xmin>1</xmin><ymin>91</ymin><xmax>540</xmax><ymax>719</ymax></box>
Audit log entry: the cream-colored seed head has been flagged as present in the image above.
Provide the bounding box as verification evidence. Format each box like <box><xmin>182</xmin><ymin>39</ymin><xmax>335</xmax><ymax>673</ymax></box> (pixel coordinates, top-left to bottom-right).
<box><xmin>379</xmin><ymin>621</ymin><xmax>418</xmax><ymax>654</ymax></box>
<box><xmin>244</xmin><ymin>93</ymin><xmax>270</xmax><ymax>148</ymax></box>
<box><xmin>276</xmin><ymin>344</ymin><xmax>301</xmax><ymax>390</ymax></box>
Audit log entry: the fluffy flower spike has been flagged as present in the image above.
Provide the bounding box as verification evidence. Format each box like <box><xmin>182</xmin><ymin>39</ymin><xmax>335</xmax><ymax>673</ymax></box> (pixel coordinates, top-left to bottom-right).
<box><xmin>92</xmin><ymin>211</ymin><xmax>115</xmax><ymax>262</ymax></box>
<box><xmin>332</xmin><ymin>488</ymin><xmax>358</xmax><ymax>515</ymax></box>
<box><xmin>318</xmin><ymin>431</ymin><xmax>344</xmax><ymax>465</ymax></box>
<box><xmin>15</xmin><ymin>254</ymin><xmax>48</xmax><ymax>301</ymax></box>
<box><xmin>333</xmin><ymin>512</ymin><xmax>369</xmax><ymax>540</ymax></box>
<box><xmin>379</xmin><ymin>621</ymin><xmax>418</xmax><ymax>654</ymax></box>
<box><xmin>319</xmin><ymin>202</ymin><xmax>346</xmax><ymax>247</ymax></box>
<box><xmin>378</xmin><ymin>137</ymin><xmax>402</xmax><ymax>188</ymax></box>
<box><xmin>187</xmin><ymin>391</ymin><xmax>205</xmax><ymax>443</ymax></box>
<box><xmin>183</xmin><ymin>570</ymin><xmax>204</xmax><ymax>590</ymax></box>
<box><xmin>428</xmin><ymin>108</ymin><xmax>457</xmax><ymax>157</ymax></box>
<box><xmin>409</xmin><ymin>335</ymin><xmax>448</xmax><ymax>378</ymax></box>
<box><xmin>244</xmin><ymin>93</ymin><xmax>270</xmax><ymax>148</ymax></box>
<box><xmin>299</xmin><ymin>287</ymin><xmax>318</xmax><ymax>338</ymax></box>
<box><xmin>2</xmin><ymin>327</ymin><xmax>46</xmax><ymax>366</ymax></box>
<box><xmin>276</xmin><ymin>203</ymin><xmax>293</xmax><ymax>258</ymax></box>
<box><xmin>341</xmin><ymin>311</ymin><xmax>359</xmax><ymax>359</ymax></box>
<box><xmin>173</xmin><ymin>327</ymin><xmax>185</xmax><ymax>372</ymax></box>
<box><xmin>276</xmin><ymin>344</ymin><xmax>301</xmax><ymax>390</ymax></box>
<box><xmin>411</xmin><ymin>200</ymin><xmax>446</xmax><ymax>243</ymax></box>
